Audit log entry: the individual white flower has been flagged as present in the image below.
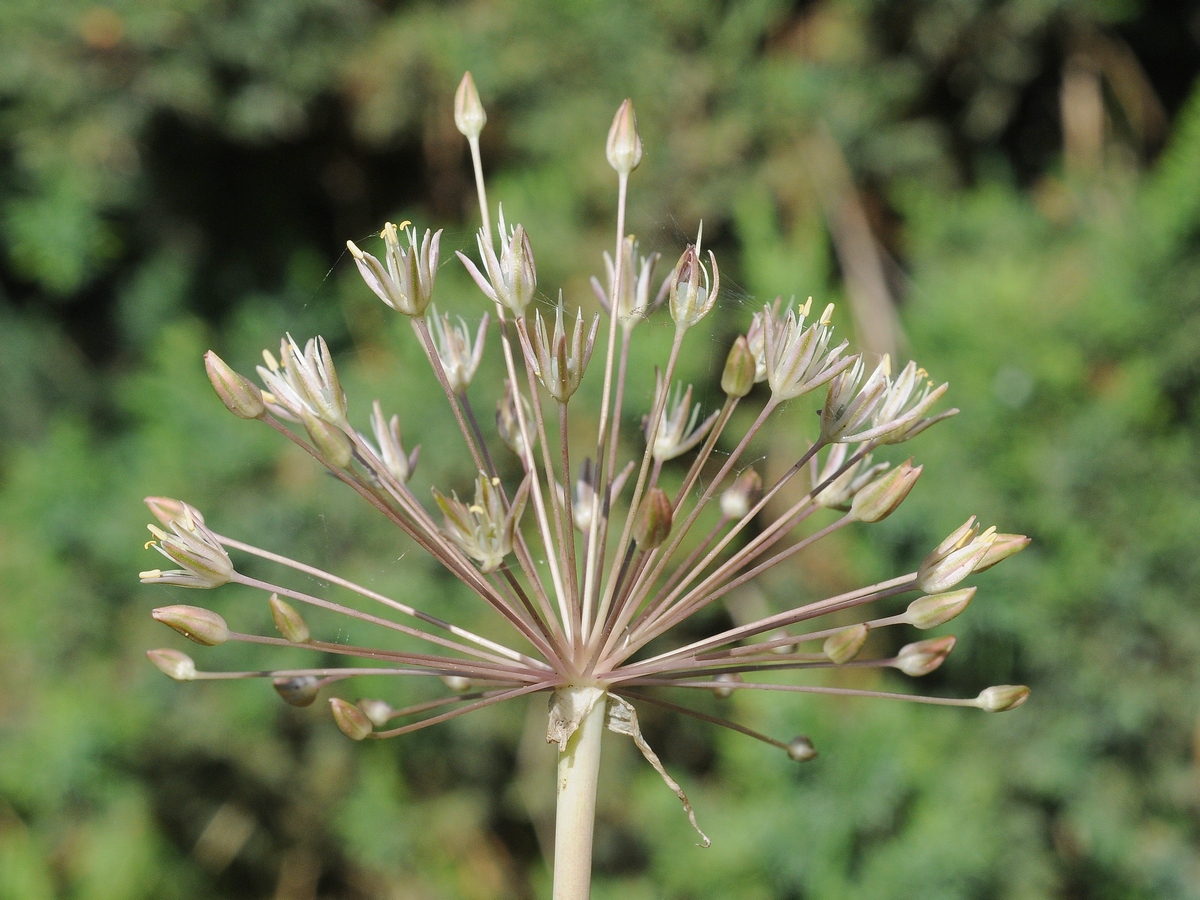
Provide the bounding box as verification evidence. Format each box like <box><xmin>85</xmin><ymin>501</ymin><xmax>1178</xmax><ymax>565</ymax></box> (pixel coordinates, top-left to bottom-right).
<box><xmin>458</xmin><ymin>206</ymin><xmax>537</xmax><ymax>316</ymax></box>
<box><xmin>433</xmin><ymin>472</ymin><xmax>530</xmax><ymax>573</ymax></box>
<box><xmin>256</xmin><ymin>334</ymin><xmax>348</xmax><ymax>427</ymax></box>
<box><xmin>430</xmin><ymin>306</ymin><xmax>488</xmax><ymax>393</ymax></box>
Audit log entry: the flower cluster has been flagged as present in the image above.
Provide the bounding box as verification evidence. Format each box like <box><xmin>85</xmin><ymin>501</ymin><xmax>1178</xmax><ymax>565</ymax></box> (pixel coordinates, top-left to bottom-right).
<box><xmin>143</xmin><ymin>75</ymin><xmax>1029</xmax><ymax>856</ymax></box>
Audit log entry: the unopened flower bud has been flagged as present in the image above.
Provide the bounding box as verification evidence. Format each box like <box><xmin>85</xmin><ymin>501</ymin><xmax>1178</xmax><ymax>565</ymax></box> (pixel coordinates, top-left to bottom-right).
<box><xmin>712</xmin><ymin>672</ymin><xmax>741</xmax><ymax>698</ymax></box>
<box><xmin>634</xmin><ymin>487</ymin><xmax>673</xmax><ymax>550</ymax></box>
<box><xmin>147</xmin><ymin>648</ymin><xmax>196</xmax><ymax>681</ymax></box>
<box><xmin>606</xmin><ymin>98</ymin><xmax>643</xmax><ymax>176</ymax></box>
<box><xmin>205</xmin><ymin>351</ymin><xmax>265</xmax><ymax>419</ymax></box>
<box><xmin>904</xmin><ymin>587</ymin><xmax>975</xmax><ymax>629</ymax></box>
<box><xmin>357</xmin><ymin>699</ymin><xmax>393</xmax><ymax>728</ymax></box>
<box><xmin>330</xmin><ymin>697</ymin><xmax>373</xmax><ymax>740</ymax></box>
<box><xmin>973</xmin><ymin>533</ymin><xmax>1030</xmax><ymax>573</ymax></box>
<box><xmin>273</xmin><ymin>675</ymin><xmax>320</xmax><ymax>707</ymax></box>
<box><xmin>721</xmin><ymin>335</ymin><xmax>756</xmax><ymax>398</ymax></box>
<box><xmin>719</xmin><ymin>469</ymin><xmax>762</xmax><ymax>521</ymax></box>
<box><xmin>975</xmin><ymin>684</ymin><xmax>1030</xmax><ymax>712</ymax></box>
<box><xmin>145</xmin><ymin>496</ymin><xmax>197</xmax><ymax>527</ymax></box>
<box><xmin>301</xmin><ymin>408</ymin><xmax>353</xmax><ymax>469</ymax></box>
<box><xmin>917</xmin><ymin>519</ymin><xmax>995</xmax><ymax>593</ymax></box>
<box><xmin>823</xmin><ymin>624</ymin><xmax>868</xmax><ymax>664</ymax></box>
<box><xmin>454</xmin><ymin>71</ymin><xmax>487</xmax><ymax>140</ymax></box>
<box><xmin>441</xmin><ymin>675</ymin><xmax>472</xmax><ymax>693</ymax></box>
<box><xmin>786</xmin><ymin>735</ymin><xmax>818</xmax><ymax>762</ymax></box>
<box><xmin>152</xmin><ymin>605</ymin><xmax>230</xmax><ymax>646</ymax></box>
<box><xmin>270</xmin><ymin>594</ymin><xmax>311</xmax><ymax>644</ymax></box>
<box><xmin>850</xmin><ymin>459</ymin><xmax>922</xmax><ymax>523</ymax></box>
<box><xmin>895</xmin><ymin>635</ymin><xmax>956</xmax><ymax>676</ymax></box>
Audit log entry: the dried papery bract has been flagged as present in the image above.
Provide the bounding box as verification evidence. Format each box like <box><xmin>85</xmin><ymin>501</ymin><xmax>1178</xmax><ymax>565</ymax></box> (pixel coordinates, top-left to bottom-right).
<box><xmin>142</xmin><ymin>77</ymin><xmax>1030</xmax><ymax>900</ymax></box>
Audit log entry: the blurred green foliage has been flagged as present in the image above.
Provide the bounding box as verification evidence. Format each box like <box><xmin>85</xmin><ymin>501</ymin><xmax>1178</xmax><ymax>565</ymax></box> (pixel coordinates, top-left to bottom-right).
<box><xmin>2</xmin><ymin>1</ymin><xmax>1199</xmax><ymax>898</ymax></box>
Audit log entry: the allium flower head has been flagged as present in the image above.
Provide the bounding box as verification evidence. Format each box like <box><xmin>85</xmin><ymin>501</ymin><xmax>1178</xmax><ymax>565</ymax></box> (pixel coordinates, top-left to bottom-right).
<box><xmin>143</xmin><ymin>79</ymin><xmax>1029</xmax><ymax>884</ymax></box>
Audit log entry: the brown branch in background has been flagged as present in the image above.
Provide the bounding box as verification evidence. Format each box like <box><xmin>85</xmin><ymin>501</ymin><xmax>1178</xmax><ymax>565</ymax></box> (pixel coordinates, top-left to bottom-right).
<box><xmin>803</xmin><ymin>126</ymin><xmax>904</xmax><ymax>360</ymax></box>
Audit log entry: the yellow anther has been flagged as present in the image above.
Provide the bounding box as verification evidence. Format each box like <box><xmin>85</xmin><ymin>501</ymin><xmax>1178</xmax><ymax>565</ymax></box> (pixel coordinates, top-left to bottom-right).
<box><xmin>144</xmin><ymin>540</ymin><xmax>157</xmax><ymax>550</ymax></box>
<box><xmin>491</xmin><ymin>477</ymin><xmax>501</xmax><ymax>486</ymax></box>
<box><xmin>468</xmin><ymin>504</ymin><xmax>485</xmax><ymax>515</ymax></box>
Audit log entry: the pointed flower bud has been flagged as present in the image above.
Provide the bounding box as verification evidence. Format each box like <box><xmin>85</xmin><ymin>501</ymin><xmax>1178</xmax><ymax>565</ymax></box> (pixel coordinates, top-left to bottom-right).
<box><xmin>458</xmin><ymin>207</ymin><xmax>537</xmax><ymax>316</ymax></box>
<box><xmin>635</xmin><ymin>487</ymin><xmax>673</xmax><ymax>550</ymax></box>
<box><xmin>434</xmin><ymin>472</ymin><xmax>530</xmax><ymax>573</ymax></box>
<box><xmin>274</xmin><ymin>675</ymin><xmax>320</xmax><ymax>707</ymax></box>
<box><xmin>430</xmin><ymin>307</ymin><xmax>488</xmax><ymax>393</ymax></box>
<box><xmin>152</xmin><ymin>605</ymin><xmax>230</xmax><ymax>646</ymax></box>
<box><xmin>786</xmin><ymin>735</ymin><xmax>818</xmax><ymax>762</ymax></box>
<box><xmin>145</xmin><ymin>496</ymin><xmax>202</xmax><ymax>528</ymax></box>
<box><xmin>895</xmin><ymin>635</ymin><xmax>957</xmax><ymax>676</ymax></box>
<box><xmin>648</xmin><ymin>376</ymin><xmax>719</xmax><ymax>462</ymax></box>
<box><xmin>850</xmin><ymin>459</ymin><xmax>922</xmax><ymax>523</ymax></box>
<box><xmin>205</xmin><ymin>351</ymin><xmax>265</xmax><ymax>419</ymax></box>
<box><xmin>763</xmin><ymin>300</ymin><xmax>851</xmax><ymax>401</ymax></box>
<box><xmin>330</xmin><ymin>697</ymin><xmax>373</xmax><ymax>740</ymax></box>
<box><xmin>528</xmin><ymin>300</ymin><xmax>599</xmax><ymax>402</ymax></box>
<box><xmin>270</xmin><ymin>594</ymin><xmax>311</xmax><ymax>643</ymax></box>
<box><xmin>256</xmin><ymin>334</ymin><xmax>348</xmax><ymax>427</ymax></box>
<box><xmin>823</xmin><ymin>623</ymin><xmax>869</xmax><ymax>664</ymax></box>
<box><xmin>904</xmin><ymin>587</ymin><xmax>975</xmax><ymax>629</ymax></box>
<box><xmin>917</xmin><ymin>518</ymin><xmax>996</xmax><ymax>593</ymax></box>
<box><xmin>454</xmin><ymin>71</ymin><xmax>487</xmax><ymax>139</ymax></box>
<box><xmin>301</xmin><ymin>408</ymin><xmax>353</xmax><ymax>469</ymax></box>
<box><xmin>347</xmin><ymin>223</ymin><xmax>441</xmax><ymax>318</ymax></box>
<box><xmin>358</xmin><ymin>699</ymin><xmax>393</xmax><ymax>728</ymax></box>
<box><xmin>721</xmin><ymin>335</ymin><xmax>756</xmax><ymax>398</ymax></box>
<box><xmin>668</xmin><ymin>227</ymin><xmax>719</xmax><ymax>328</ymax></box>
<box><xmin>606</xmin><ymin>98</ymin><xmax>643</xmax><ymax>176</ymax></box>
<box><xmin>147</xmin><ymin>648</ymin><xmax>196</xmax><ymax>681</ymax></box>
<box><xmin>975</xmin><ymin>685</ymin><xmax>1030</xmax><ymax>712</ymax></box>
<box><xmin>141</xmin><ymin>503</ymin><xmax>234</xmax><ymax>589</ymax></box>
<box><xmin>496</xmin><ymin>381</ymin><xmax>535</xmax><ymax>458</ymax></box>
<box><xmin>719</xmin><ymin>468</ymin><xmax>762</xmax><ymax>521</ymax></box>
<box><xmin>973</xmin><ymin>533</ymin><xmax>1030</xmax><ymax>573</ymax></box>
<box><xmin>359</xmin><ymin>400</ymin><xmax>419</xmax><ymax>486</ymax></box>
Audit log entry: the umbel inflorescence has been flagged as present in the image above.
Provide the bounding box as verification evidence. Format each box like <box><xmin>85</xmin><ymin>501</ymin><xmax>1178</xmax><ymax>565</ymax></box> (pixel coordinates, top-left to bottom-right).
<box><xmin>141</xmin><ymin>74</ymin><xmax>1029</xmax><ymax>891</ymax></box>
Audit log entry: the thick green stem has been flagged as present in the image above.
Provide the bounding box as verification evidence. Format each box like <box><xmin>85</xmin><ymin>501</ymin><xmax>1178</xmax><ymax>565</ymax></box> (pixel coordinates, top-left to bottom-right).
<box><xmin>552</xmin><ymin>688</ymin><xmax>607</xmax><ymax>900</ymax></box>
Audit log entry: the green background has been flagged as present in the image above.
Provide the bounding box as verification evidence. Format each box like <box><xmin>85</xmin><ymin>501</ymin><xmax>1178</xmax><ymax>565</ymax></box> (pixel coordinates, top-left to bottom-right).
<box><xmin>2</xmin><ymin>1</ymin><xmax>1199</xmax><ymax>897</ymax></box>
